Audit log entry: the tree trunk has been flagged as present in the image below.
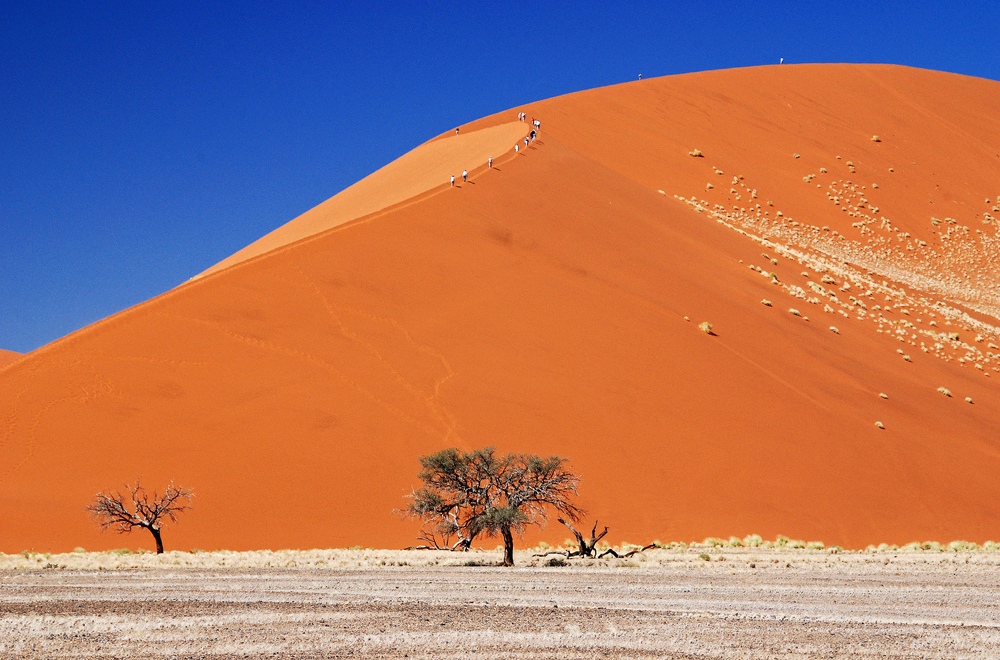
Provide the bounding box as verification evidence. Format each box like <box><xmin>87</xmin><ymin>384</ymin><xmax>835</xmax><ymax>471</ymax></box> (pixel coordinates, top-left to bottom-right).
<box><xmin>149</xmin><ymin>526</ymin><xmax>164</xmax><ymax>554</ymax></box>
<box><xmin>501</xmin><ymin>526</ymin><xmax>515</xmax><ymax>566</ymax></box>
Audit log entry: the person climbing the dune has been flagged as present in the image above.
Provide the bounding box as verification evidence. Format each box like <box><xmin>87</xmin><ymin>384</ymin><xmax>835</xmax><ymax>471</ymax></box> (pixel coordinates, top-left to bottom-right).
<box><xmin>462</xmin><ymin>169</ymin><xmax>468</xmax><ymax>182</ymax></box>
<box><xmin>488</xmin><ymin>156</ymin><xmax>493</xmax><ymax>168</ymax></box>
<box><xmin>450</xmin><ymin>175</ymin><xmax>455</xmax><ymax>187</ymax></box>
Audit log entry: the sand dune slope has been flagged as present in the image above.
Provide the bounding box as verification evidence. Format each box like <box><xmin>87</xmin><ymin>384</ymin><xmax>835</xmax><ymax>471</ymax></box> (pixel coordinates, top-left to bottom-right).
<box><xmin>197</xmin><ymin>121</ymin><xmax>530</xmax><ymax>278</ymax></box>
<box><xmin>2</xmin><ymin>64</ymin><xmax>1000</xmax><ymax>553</ymax></box>
<box><xmin>0</xmin><ymin>350</ymin><xmax>20</xmax><ymax>369</ymax></box>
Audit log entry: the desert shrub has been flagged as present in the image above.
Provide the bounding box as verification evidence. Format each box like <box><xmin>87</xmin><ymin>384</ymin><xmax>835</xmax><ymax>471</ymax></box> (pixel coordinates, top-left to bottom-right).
<box><xmin>948</xmin><ymin>540</ymin><xmax>979</xmax><ymax>552</ymax></box>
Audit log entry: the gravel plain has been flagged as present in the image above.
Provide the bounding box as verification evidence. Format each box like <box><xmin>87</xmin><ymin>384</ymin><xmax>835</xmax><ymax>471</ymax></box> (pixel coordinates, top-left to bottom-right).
<box><xmin>1</xmin><ymin>547</ymin><xmax>999</xmax><ymax>658</ymax></box>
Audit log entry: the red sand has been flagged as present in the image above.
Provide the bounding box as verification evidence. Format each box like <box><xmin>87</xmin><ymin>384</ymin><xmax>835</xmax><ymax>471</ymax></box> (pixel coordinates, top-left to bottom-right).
<box><xmin>3</xmin><ymin>64</ymin><xmax>1000</xmax><ymax>553</ymax></box>
<box><xmin>0</xmin><ymin>350</ymin><xmax>19</xmax><ymax>370</ymax></box>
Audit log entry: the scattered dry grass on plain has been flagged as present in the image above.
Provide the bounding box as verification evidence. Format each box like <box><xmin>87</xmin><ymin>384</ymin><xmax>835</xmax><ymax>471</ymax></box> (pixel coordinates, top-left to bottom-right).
<box><xmin>5</xmin><ymin>535</ymin><xmax>1000</xmax><ymax>571</ymax></box>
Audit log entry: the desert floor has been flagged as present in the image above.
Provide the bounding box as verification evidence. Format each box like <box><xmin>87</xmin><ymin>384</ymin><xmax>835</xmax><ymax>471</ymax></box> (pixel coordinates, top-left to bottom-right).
<box><xmin>1</xmin><ymin>547</ymin><xmax>999</xmax><ymax>658</ymax></box>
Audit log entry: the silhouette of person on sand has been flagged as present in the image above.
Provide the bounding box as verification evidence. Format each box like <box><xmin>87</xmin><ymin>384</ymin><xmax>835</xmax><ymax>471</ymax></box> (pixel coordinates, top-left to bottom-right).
<box><xmin>462</xmin><ymin>169</ymin><xmax>468</xmax><ymax>182</ymax></box>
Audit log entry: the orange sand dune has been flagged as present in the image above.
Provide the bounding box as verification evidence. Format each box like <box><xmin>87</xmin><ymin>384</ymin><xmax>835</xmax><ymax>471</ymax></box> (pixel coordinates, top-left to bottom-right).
<box><xmin>0</xmin><ymin>350</ymin><xmax>20</xmax><ymax>370</ymax></box>
<box><xmin>197</xmin><ymin>121</ymin><xmax>530</xmax><ymax>278</ymax></box>
<box><xmin>3</xmin><ymin>64</ymin><xmax>1000</xmax><ymax>554</ymax></box>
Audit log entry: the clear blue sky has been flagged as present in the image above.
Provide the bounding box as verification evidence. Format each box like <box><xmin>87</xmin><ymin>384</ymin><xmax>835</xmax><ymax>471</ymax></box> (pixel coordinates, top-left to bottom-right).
<box><xmin>2</xmin><ymin>2</ymin><xmax>998</xmax><ymax>353</ymax></box>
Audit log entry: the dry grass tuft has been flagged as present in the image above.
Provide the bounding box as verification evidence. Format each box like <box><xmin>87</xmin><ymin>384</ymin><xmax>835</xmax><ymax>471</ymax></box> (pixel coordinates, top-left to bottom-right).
<box><xmin>937</xmin><ymin>387</ymin><xmax>952</xmax><ymax>397</ymax></box>
<box><xmin>689</xmin><ymin>149</ymin><xmax>703</xmax><ymax>157</ymax></box>
<box><xmin>698</xmin><ymin>321</ymin><xmax>714</xmax><ymax>335</ymax></box>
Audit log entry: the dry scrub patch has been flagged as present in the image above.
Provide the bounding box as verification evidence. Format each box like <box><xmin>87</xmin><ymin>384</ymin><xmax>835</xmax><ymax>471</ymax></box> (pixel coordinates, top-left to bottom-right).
<box><xmin>6</xmin><ymin>538</ymin><xmax>1000</xmax><ymax>570</ymax></box>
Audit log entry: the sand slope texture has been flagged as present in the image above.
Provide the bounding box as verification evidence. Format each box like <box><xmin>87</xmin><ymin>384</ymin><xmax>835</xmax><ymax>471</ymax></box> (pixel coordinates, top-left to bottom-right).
<box><xmin>0</xmin><ymin>350</ymin><xmax>20</xmax><ymax>370</ymax></box>
<box><xmin>3</xmin><ymin>64</ymin><xmax>1000</xmax><ymax>553</ymax></box>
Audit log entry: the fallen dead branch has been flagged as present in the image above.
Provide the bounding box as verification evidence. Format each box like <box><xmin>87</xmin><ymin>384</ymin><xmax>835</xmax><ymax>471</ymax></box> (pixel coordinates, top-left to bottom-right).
<box><xmin>532</xmin><ymin>519</ymin><xmax>659</xmax><ymax>560</ymax></box>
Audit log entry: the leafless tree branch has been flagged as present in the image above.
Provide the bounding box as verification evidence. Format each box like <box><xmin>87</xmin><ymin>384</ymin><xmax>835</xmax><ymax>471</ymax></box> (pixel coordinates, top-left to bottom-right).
<box><xmin>86</xmin><ymin>479</ymin><xmax>193</xmax><ymax>554</ymax></box>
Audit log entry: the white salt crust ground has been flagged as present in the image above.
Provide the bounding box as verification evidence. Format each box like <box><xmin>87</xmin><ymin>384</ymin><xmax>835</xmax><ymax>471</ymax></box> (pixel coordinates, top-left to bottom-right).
<box><xmin>2</xmin><ymin>546</ymin><xmax>999</xmax><ymax>657</ymax></box>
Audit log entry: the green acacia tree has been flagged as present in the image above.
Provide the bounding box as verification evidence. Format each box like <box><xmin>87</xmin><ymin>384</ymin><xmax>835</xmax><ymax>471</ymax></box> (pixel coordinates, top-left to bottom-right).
<box><xmin>405</xmin><ymin>447</ymin><xmax>582</xmax><ymax>566</ymax></box>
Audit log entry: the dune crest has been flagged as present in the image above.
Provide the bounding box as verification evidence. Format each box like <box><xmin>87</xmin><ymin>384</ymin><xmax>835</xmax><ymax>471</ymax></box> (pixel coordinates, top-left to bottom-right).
<box><xmin>2</xmin><ymin>64</ymin><xmax>1000</xmax><ymax>553</ymax></box>
<box><xmin>196</xmin><ymin>121</ymin><xmax>531</xmax><ymax>278</ymax></box>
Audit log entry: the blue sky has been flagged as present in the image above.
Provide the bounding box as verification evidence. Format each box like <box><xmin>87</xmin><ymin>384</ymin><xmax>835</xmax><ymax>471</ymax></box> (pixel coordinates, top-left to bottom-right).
<box><xmin>2</xmin><ymin>2</ymin><xmax>998</xmax><ymax>352</ymax></box>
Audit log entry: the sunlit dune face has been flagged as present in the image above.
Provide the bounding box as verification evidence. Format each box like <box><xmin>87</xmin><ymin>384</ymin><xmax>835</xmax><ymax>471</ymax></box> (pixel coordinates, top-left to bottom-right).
<box><xmin>2</xmin><ymin>64</ymin><xmax>1000</xmax><ymax>553</ymax></box>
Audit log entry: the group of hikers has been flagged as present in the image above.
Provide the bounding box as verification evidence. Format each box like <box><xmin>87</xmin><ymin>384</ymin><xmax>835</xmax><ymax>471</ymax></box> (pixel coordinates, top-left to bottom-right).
<box><xmin>449</xmin><ymin>112</ymin><xmax>541</xmax><ymax>187</ymax></box>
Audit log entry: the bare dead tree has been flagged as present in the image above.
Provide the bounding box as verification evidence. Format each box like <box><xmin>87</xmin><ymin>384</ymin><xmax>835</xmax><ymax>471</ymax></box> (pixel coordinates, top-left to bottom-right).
<box><xmin>403</xmin><ymin>447</ymin><xmax>582</xmax><ymax>566</ymax></box>
<box><xmin>533</xmin><ymin>519</ymin><xmax>659</xmax><ymax>560</ymax></box>
<box><xmin>560</xmin><ymin>518</ymin><xmax>608</xmax><ymax>557</ymax></box>
<box><xmin>596</xmin><ymin>542</ymin><xmax>659</xmax><ymax>559</ymax></box>
<box><xmin>86</xmin><ymin>480</ymin><xmax>193</xmax><ymax>554</ymax></box>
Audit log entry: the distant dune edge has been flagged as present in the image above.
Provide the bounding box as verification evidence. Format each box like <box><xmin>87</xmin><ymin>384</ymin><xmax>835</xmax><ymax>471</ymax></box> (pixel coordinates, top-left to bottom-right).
<box><xmin>3</xmin><ymin>64</ymin><xmax>1000</xmax><ymax>553</ymax></box>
